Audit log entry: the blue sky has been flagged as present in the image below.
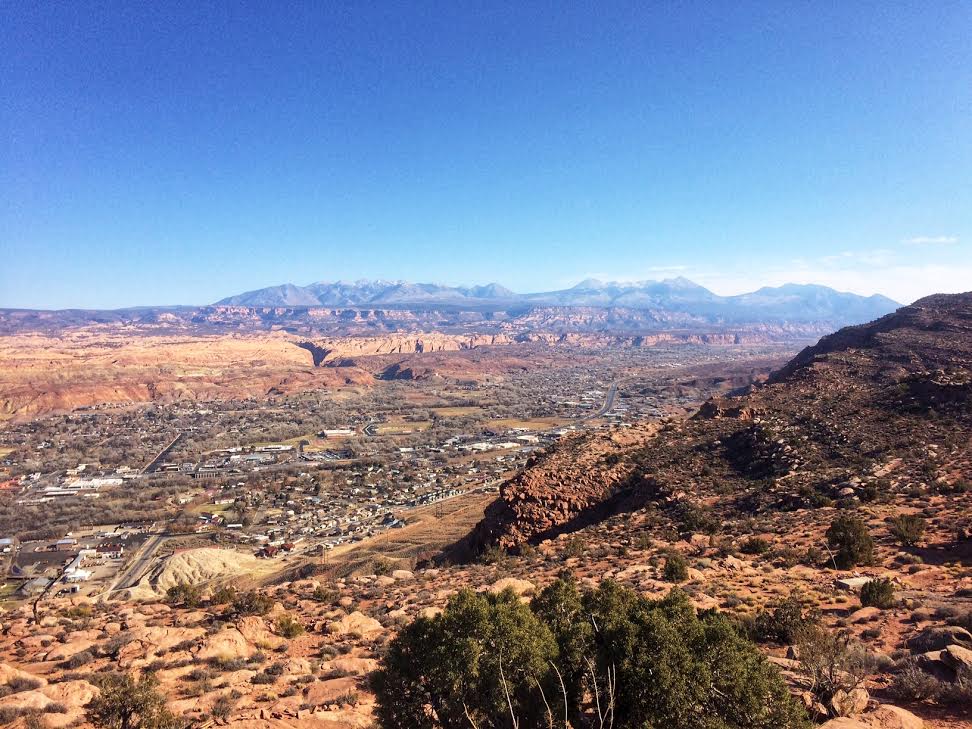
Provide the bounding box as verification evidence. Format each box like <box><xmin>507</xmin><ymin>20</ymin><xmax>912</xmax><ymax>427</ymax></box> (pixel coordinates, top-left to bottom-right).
<box><xmin>2</xmin><ymin>1</ymin><xmax>970</xmax><ymax>309</ymax></box>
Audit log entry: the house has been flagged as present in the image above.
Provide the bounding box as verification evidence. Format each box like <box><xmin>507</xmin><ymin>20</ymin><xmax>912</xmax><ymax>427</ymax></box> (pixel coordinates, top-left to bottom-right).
<box><xmin>64</xmin><ymin>569</ymin><xmax>92</xmax><ymax>582</ymax></box>
<box><xmin>256</xmin><ymin>545</ymin><xmax>280</xmax><ymax>558</ymax></box>
<box><xmin>319</xmin><ymin>429</ymin><xmax>355</xmax><ymax>438</ymax></box>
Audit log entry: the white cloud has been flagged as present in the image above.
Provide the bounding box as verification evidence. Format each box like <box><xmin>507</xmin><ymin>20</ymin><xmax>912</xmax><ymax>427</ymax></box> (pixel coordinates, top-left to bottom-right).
<box><xmin>903</xmin><ymin>235</ymin><xmax>959</xmax><ymax>245</ymax></box>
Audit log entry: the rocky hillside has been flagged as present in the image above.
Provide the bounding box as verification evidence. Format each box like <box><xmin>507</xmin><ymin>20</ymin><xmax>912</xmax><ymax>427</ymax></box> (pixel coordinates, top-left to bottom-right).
<box><xmin>467</xmin><ymin>292</ymin><xmax>972</xmax><ymax>552</ymax></box>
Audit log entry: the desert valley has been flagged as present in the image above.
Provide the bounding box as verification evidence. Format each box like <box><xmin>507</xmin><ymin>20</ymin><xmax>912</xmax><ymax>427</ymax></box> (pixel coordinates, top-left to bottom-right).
<box><xmin>4</xmin><ymin>4</ymin><xmax>969</xmax><ymax>728</ymax></box>
<box><xmin>0</xmin><ymin>281</ymin><xmax>969</xmax><ymax>729</ymax></box>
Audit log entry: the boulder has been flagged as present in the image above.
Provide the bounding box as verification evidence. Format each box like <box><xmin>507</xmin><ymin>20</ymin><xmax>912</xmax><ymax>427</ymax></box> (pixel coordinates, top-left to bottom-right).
<box><xmin>304</xmin><ymin>676</ymin><xmax>358</xmax><ymax>707</ymax></box>
<box><xmin>487</xmin><ymin>577</ymin><xmax>535</xmax><ymax>596</ymax></box>
<box><xmin>689</xmin><ymin>534</ymin><xmax>710</xmax><ymax>548</ymax></box>
<box><xmin>861</xmin><ymin>704</ymin><xmax>924</xmax><ymax>729</ymax></box>
<box><xmin>326</xmin><ymin>611</ymin><xmax>384</xmax><ymax>638</ymax></box>
<box><xmin>836</xmin><ymin>577</ymin><xmax>874</xmax><ymax>592</ymax></box>
<box><xmin>820</xmin><ymin>719</ymin><xmax>869</xmax><ymax>729</ymax></box>
<box><xmin>686</xmin><ymin>567</ymin><xmax>706</xmax><ymax>582</ymax></box>
<box><xmin>848</xmin><ymin>607</ymin><xmax>882</xmax><ymax>623</ymax></box>
<box><xmin>391</xmin><ymin>569</ymin><xmax>414</xmax><ymax>581</ymax></box>
<box><xmin>238</xmin><ymin>616</ymin><xmax>284</xmax><ymax>649</ymax></box>
<box><xmin>41</xmin><ymin>679</ymin><xmax>99</xmax><ymax>711</ymax></box>
<box><xmin>907</xmin><ymin>625</ymin><xmax>972</xmax><ymax>653</ymax></box>
<box><xmin>915</xmin><ymin>650</ymin><xmax>955</xmax><ymax>682</ymax></box>
<box><xmin>197</xmin><ymin>628</ymin><xmax>254</xmax><ymax>661</ymax></box>
<box><xmin>132</xmin><ymin>625</ymin><xmax>206</xmax><ymax>654</ymax></box>
<box><xmin>941</xmin><ymin>644</ymin><xmax>972</xmax><ymax>673</ymax></box>
<box><xmin>0</xmin><ymin>662</ymin><xmax>47</xmax><ymax>688</ymax></box>
<box><xmin>44</xmin><ymin>638</ymin><xmax>96</xmax><ymax>662</ymax></box>
<box><xmin>822</xmin><ymin>705</ymin><xmax>924</xmax><ymax>729</ymax></box>
<box><xmin>322</xmin><ymin>656</ymin><xmax>378</xmax><ymax>676</ymax></box>
<box><xmin>830</xmin><ymin>688</ymin><xmax>869</xmax><ymax>717</ymax></box>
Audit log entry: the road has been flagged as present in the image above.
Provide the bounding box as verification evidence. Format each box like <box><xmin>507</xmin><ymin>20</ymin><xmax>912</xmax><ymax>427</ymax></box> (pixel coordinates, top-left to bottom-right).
<box><xmin>141</xmin><ymin>433</ymin><xmax>184</xmax><ymax>475</ymax></box>
<box><xmin>100</xmin><ymin>531</ymin><xmax>168</xmax><ymax>599</ymax></box>
<box><xmin>584</xmin><ymin>382</ymin><xmax>618</xmax><ymax>420</ymax></box>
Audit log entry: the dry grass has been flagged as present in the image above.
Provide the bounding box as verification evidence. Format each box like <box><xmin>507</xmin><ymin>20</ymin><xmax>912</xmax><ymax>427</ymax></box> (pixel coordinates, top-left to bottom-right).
<box><xmin>430</xmin><ymin>406</ymin><xmax>484</xmax><ymax>417</ymax></box>
<box><xmin>488</xmin><ymin>416</ymin><xmax>571</xmax><ymax>431</ymax></box>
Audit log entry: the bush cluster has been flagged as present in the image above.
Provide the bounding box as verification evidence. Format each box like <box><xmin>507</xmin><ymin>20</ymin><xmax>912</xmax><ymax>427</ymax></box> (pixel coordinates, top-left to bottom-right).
<box><xmin>232</xmin><ymin>590</ymin><xmax>273</xmax><ymax>616</ymax></box>
<box><xmin>662</xmin><ymin>551</ymin><xmax>689</xmax><ymax>582</ymax></box>
<box><xmin>826</xmin><ymin>515</ymin><xmax>874</xmax><ymax>569</ymax></box>
<box><xmin>750</xmin><ymin>596</ymin><xmax>820</xmax><ymax>645</ymax></box>
<box><xmin>859</xmin><ymin>578</ymin><xmax>896</xmax><ymax>609</ymax></box>
<box><xmin>372</xmin><ymin>576</ymin><xmax>808</xmax><ymax>729</ymax></box>
<box><xmin>888</xmin><ymin>513</ymin><xmax>926</xmax><ymax>547</ymax></box>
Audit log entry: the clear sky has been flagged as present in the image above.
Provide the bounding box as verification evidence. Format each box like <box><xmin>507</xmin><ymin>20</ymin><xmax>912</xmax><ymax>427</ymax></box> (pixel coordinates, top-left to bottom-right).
<box><xmin>2</xmin><ymin>2</ymin><xmax>970</xmax><ymax>309</ymax></box>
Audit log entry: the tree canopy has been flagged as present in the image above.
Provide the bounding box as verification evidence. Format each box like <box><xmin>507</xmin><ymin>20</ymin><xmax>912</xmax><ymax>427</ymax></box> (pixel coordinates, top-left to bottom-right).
<box><xmin>373</xmin><ymin>577</ymin><xmax>808</xmax><ymax>729</ymax></box>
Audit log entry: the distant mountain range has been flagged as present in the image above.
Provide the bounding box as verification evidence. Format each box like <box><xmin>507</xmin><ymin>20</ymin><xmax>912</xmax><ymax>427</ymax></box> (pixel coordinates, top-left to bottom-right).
<box><xmin>216</xmin><ymin>277</ymin><xmax>899</xmax><ymax>324</ymax></box>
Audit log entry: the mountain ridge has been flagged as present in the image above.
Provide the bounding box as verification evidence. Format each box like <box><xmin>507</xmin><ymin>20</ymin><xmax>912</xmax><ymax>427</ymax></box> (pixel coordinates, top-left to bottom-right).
<box><xmin>215</xmin><ymin>277</ymin><xmax>900</xmax><ymax>325</ymax></box>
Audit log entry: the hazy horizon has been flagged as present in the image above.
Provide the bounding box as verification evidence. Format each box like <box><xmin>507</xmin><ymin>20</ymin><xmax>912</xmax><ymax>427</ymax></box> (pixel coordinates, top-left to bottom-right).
<box><xmin>0</xmin><ymin>274</ymin><xmax>913</xmax><ymax>312</ymax></box>
<box><xmin>3</xmin><ymin>3</ymin><xmax>969</xmax><ymax>309</ymax></box>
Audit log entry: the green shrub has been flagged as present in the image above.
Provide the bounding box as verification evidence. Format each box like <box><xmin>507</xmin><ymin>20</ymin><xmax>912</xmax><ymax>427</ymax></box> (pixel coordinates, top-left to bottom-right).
<box><xmin>478</xmin><ymin>544</ymin><xmax>508</xmax><ymax>565</ymax></box>
<box><xmin>675</xmin><ymin>503</ymin><xmax>720</xmax><ymax>535</ymax></box>
<box><xmin>663</xmin><ymin>552</ymin><xmax>689</xmax><ymax>583</ymax></box>
<box><xmin>859</xmin><ymin>578</ymin><xmax>895</xmax><ymax>609</ymax></box>
<box><xmin>87</xmin><ymin>672</ymin><xmax>178</xmax><ymax>729</ymax></box>
<box><xmin>530</xmin><ymin>572</ymin><xmax>593</xmax><ymax>723</ymax></box>
<box><xmin>561</xmin><ymin>536</ymin><xmax>585</xmax><ymax>559</ymax></box>
<box><xmin>751</xmin><ymin>596</ymin><xmax>820</xmax><ymax>645</ymax></box>
<box><xmin>275</xmin><ymin>613</ymin><xmax>305</xmax><ymax>639</ymax></box>
<box><xmin>210</xmin><ymin>585</ymin><xmax>237</xmax><ymax>605</ymax></box>
<box><xmin>740</xmin><ymin>537</ymin><xmax>770</xmax><ymax>555</ymax></box>
<box><xmin>312</xmin><ymin>586</ymin><xmax>339</xmax><ymax>603</ymax></box>
<box><xmin>166</xmin><ymin>582</ymin><xmax>202</xmax><ymax>608</ymax></box>
<box><xmin>372</xmin><ymin>587</ymin><xmax>560</xmax><ymax>729</ymax></box>
<box><xmin>232</xmin><ymin>590</ymin><xmax>273</xmax><ymax>616</ymax></box>
<box><xmin>373</xmin><ymin>579</ymin><xmax>808</xmax><ymax>729</ymax></box>
<box><xmin>826</xmin><ymin>515</ymin><xmax>874</xmax><ymax>569</ymax></box>
<box><xmin>889</xmin><ymin>514</ymin><xmax>926</xmax><ymax>547</ymax></box>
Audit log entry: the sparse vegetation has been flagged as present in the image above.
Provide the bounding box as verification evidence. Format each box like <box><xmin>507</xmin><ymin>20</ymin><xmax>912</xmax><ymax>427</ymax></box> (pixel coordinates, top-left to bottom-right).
<box><xmin>274</xmin><ymin>613</ymin><xmax>305</xmax><ymax>638</ymax></box>
<box><xmin>797</xmin><ymin>627</ymin><xmax>870</xmax><ymax>712</ymax></box>
<box><xmin>740</xmin><ymin>536</ymin><xmax>770</xmax><ymax>555</ymax></box>
<box><xmin>889</xmin><ymin>513</ymin><xmax>926</xmax><ymax>547</ymax></box>
<box><xmin>750</xmin><ymin>596</ymin><xmax>820</xmax><ymax>645</ymax></box>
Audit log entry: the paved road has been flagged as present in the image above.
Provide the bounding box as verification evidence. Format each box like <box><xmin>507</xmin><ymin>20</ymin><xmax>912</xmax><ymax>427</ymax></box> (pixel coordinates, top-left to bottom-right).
<box><xmin>584</xmin><ymin>381</ymin><xmax>618</xmax><ymax>420</ymax></box>
<box><xmin>141</xmin><ymin>433</ymin><xmax>184</xmax><ymax>474</ymax></box>
<box><xmin>101</xmin><ymin>531</ymin><xmax>168</xmax><ymax>598</ymax></box>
